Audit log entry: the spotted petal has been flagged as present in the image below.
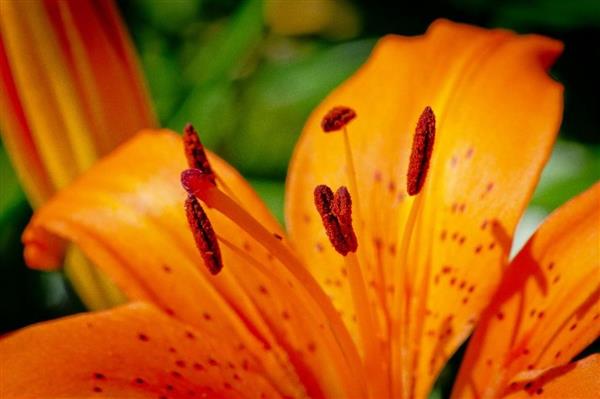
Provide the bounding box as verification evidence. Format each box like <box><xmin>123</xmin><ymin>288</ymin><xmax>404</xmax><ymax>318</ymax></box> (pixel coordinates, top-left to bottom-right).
<box><xmin>452</xmin><ymin>182</ymin><xmax>600</xmax><ymax>399</ymax></box>
<box><xmin>285</xmin><ymin>19</ymin><xmax>563</xmax><ymax>396</ymax></box>
<box><xmin>0</xmin><ymin>302</ymin><xmax>298</xmax><ymax>398</ymax></box>
<box><xmin>501</xmin><ymin>354</ymin><xmax>600</xmax><ymax>399</ymax></box>
<box><xmin>22</xmin><ymin>131</ymin><xmax>363</xmax><ymax>397</ymax></box>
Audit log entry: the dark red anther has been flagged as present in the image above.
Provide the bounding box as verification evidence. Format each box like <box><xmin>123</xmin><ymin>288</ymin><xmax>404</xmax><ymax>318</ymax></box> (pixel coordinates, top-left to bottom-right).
<box><xmin>321</xmin><ymin>106</ymin><xmax>357</xmax><ymax>132</ymax></box>
<box><xmin>184</xmin><ymin>194</ymin><xmax>223</xmax><ymax>274</ymax></box>
<box><xmin>407</xmin><ymin>106</ymin><xmax>436</xmax><ymax>196</ymax></box>
<box><xmin>182</xmin><ymin>124</ymin><xmax>216</xmax><ymax>184</ymax></box>
<box><xmin>313</xmin><ymin>185</ymin><xmax>358</xmax><ymax>256</ymax></box>
<box><xmin>332</xmin><ymin>187</ymin><xmax>358</xmax><ymax>252</ymax></box>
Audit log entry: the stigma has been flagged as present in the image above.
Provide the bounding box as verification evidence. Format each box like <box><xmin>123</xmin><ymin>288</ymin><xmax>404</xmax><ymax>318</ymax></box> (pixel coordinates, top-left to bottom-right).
<box><xmin>181</xmin><ymin>168</ymin><xmax>214</xmax><ymax>197</ymax></box>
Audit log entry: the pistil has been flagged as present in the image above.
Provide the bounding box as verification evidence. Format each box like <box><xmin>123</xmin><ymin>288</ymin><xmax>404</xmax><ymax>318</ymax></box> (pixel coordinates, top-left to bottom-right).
<box><xmin>321</xmin><ymin>106</ymin><xmax>363</xmax><ymax>226</ymax></box>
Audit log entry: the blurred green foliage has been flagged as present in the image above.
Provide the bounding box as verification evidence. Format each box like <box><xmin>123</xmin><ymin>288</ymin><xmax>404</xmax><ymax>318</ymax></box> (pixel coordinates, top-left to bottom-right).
<box><xmin>0</xmin><ymin>0</ymin><xmax>599</xmax><ymax>396</ymax></box>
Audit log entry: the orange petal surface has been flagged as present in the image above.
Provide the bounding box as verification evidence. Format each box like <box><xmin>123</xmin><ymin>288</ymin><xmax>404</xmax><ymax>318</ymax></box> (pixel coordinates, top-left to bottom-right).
<box><xmin>452</xmin><ymin>183</ymin><xmax>600</xmax><ymax>399</ymax></box>
<box><xmin>501</xmin><ymin>354</ymin><xmax>600</xmax><ymax>399</ymax></box>
<box><xmin>0</xmin><ymin>302</ymin><xmax>295</xmax><ymax>399</ymax></box>
<box><xmin>285</xmin><ymin>19</ymin><xmax>563</xmax><ymax>397</ymax></box>
<box><xmin>23</xmin><ymin>130</ymin><xmax>363</xmax><ymax>397</ymax></box>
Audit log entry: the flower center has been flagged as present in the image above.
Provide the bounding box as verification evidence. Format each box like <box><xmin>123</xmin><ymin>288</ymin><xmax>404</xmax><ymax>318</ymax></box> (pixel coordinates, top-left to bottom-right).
<box><xmin>316</xmin><ymin>105</ymin><xmax>437</xmax><ymax>397</ymax></box>
<box><xmin>181</xmin><ymin>105</ymin><xmax>436</xmax><ymax>397</ymax></box>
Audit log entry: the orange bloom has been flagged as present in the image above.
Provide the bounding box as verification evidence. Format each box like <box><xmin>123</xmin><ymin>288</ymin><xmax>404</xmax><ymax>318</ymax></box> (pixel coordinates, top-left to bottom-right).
<box><xmin>1</xmin><ymin>20</ymin><xmax>599</xmax><ymax>399</ymax></box>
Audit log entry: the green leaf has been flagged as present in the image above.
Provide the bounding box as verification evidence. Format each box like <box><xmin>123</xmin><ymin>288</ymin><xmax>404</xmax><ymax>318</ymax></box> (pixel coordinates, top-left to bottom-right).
<box><xmin>228</xmin><ymin>38</ymin><xmax>376</xmax><ymax>177</ymax></box>
<box><xmin>0</xmin><ymin>144</ymin><xmax>26</xmax><ymax>218</ymax></box>
<box><xmin>184</xmin><ymin>0</ymin><xmax>264</xmax><ymax>85</ymax></box>
<box><xmin>248</xmin><ymin>178</ymin><xmax>286</xmax><ymax>225</ymax></box>
<box><xmin>531</xmin><ymin>139</ymin><xmax>600</xmax><ymax>211</ymax></box>
<box><xmin>130</xmin><ymin>0</ymin><xmax>202</xmax><ymax>34</ymax></box>
<box><xmin>137</xmin><ymin>27</ymin><xmax>186</xmax><ymax>124</ymax></box>
<box><xmin>166</xmin><ymin>80</ymin><xmax>237</xmax><ymax>148</ymax></box>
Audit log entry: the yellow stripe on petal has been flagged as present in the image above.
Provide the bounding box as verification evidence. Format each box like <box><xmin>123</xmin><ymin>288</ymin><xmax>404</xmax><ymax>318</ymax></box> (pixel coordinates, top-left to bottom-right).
<box><xmin>65</xmin><ymin>246</ymin><xmax>127</xmax><ymax>310</ymax></box>
<box><xmin>1</xmin><ymin>1</ymin><xmax>79</xmax><ymax>189</ymax></box>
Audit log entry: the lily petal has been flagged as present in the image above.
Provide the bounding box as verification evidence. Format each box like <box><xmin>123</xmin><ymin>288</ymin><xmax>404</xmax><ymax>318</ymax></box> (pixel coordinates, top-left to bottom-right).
<box><xmin>285</xmin><ymin>19</ymin><xmax>563</xmax><ymax>396</ymax></box>
<box><xmin>23</xmin><ymin>131</ymin><xmax>363</xmax><ymax>397</ymax></box>
<box><xmin>0</xmin><ymin>302</ymin><xmax>295</xmax><ymax>398</ymax></box>
<box><xmin>0</xmin><ymin>0</ymin><xmax>156</xmax><ymax>201</ymax></box>
<box><xmin>452</xmin><ymin>183</ymin><xmax>600</xmax><ymax>399</ymax></box>
<box><xmin>501</xmin><ymin>354</ymin><xmax>600</xmax><ymax>399</ymax></box>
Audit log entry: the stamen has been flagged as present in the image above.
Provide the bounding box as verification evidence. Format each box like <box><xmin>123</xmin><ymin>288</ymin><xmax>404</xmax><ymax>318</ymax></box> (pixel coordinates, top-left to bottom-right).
<box><xmin>182</xmin><ymin>124</ymin><xmax>216</xmax><ymax>184</ymax></box>
<box><xmin>321</xmin><ymin>106</ymin><xmax>357</xmax><ymax>132</ymax></box>
<box><xmin>391</xmin><ymin>106</ymin><xmax>436</xmax><ymax>396</ymax></box>
<box><xmin>181</xmin><ymin>173</ymin><xmax>365</xmax><ymax>389</ymax></box>
<box><xmin>407</xmin><ymin>106</ymin><xmax>436</xmax><ymax>196</ymax></box>
<box><xmin>332</xmin><ymin>186</ymin><xmax>358</xmax><ymax>253</ymax></box>
<box><xmin>320</xmin><ymin>106</ymin><xmax>363</xmax><ymax>233</ymax></box>
<box><xmin>313</xmin><ymin>185</ymin><xmax>357</xmax><ymax>256</ymax></box>
<box><xmin>184</xmin><ymin>194</ymin><xmax>222</xmax><ymax>274</ymax></box>
<box><xmin>314</xmin><ymin>184</ymin><xmax>386</xmax><ymax>396</ymax></box>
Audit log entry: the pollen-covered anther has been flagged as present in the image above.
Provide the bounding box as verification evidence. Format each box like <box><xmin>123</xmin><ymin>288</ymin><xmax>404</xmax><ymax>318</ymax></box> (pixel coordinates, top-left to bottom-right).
<box><xmin>321</xmin><ymin>106</ymin><xmax>357</xmax><ymax>132</ymax></box>
<box><xmin>184</xmin><ymin>194</ymin><xmax>223</xmax><ymax>274</ymax></box>
<box><xmin>407</xmin><ymin>106</ymin><xmax>436</xmax><ymax>196</ymax></box>
<box><xmin>182</xmin><ymin>123</ymin><xmax>216</xmax><ymax>184</ymax></box>
<box><xmin>314</xmin><ymin>185</ymin><xmax>358</xmax><ymax>255</ymax></box>
<box><xmin>181</xmin><ymin>168</ymin><xmax>214</xmax><ymax>197</ymax></box>
<box><xmin>332</xmin><ymin>186</ymin><xmax>358</xmax><ymax>252</ymax></box>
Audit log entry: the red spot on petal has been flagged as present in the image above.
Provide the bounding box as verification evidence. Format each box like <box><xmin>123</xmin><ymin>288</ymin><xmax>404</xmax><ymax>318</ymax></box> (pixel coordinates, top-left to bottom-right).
<box><xmin>193</xmin><ymin>362</ymin><xmax>205</xmax><ymax>371</ymax></box>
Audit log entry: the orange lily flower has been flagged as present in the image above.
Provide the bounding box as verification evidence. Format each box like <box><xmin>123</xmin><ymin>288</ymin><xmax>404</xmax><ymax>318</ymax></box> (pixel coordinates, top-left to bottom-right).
<box><xmin>1</xmin><ymin>20</ymin><xmax>599</xmax><ymax>398</ymax></box>
<box><xmin>0</xmin><ymin>0</ymin><xmax>156</xmax><ymax>308</ymax></box>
